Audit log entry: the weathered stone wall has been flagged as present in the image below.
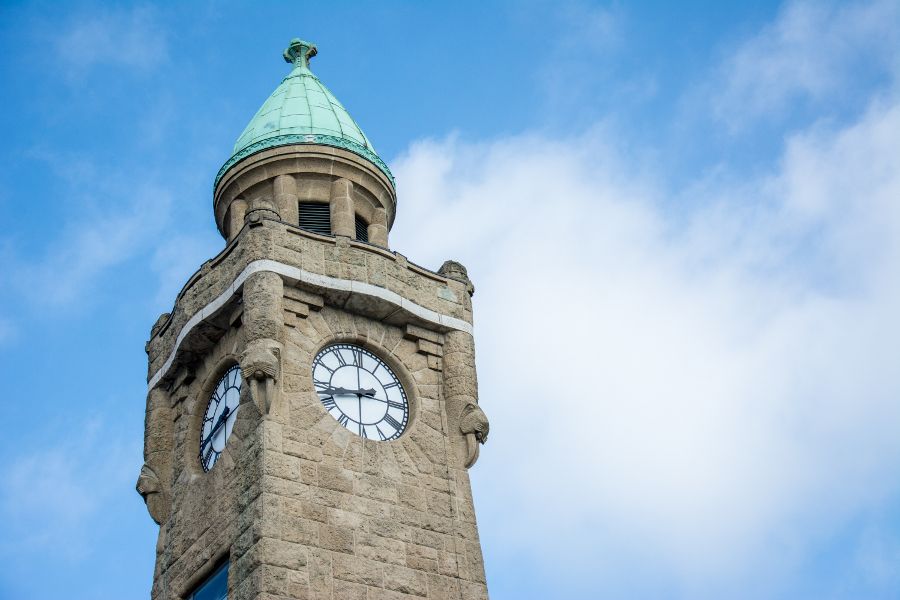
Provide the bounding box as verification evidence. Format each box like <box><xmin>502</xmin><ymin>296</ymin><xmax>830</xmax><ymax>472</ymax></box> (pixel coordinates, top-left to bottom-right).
<box><xmin>232</xmin><ymin>303</ymin><xmax>487</xmax><ymax>599</ymax></box>
<box><xmin>150</xmin><ymin>324</ymin><xmax>265</xmax><ymax>600</ymax></box>
<box><xmin>146</xmin><ymin>219</ymin><xmax>472</xmax><ymax>390</ymax></box>
<box><xmin>142</xmin><ymin>217</ymin><xmax>488</xmax><ymax>599</ymax></box>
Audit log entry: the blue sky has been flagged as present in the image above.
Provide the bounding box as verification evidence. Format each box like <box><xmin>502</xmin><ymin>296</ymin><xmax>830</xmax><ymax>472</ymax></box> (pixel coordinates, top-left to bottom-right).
<box><xmin>2</xmin><ymin>1</ymin><xmax>900</xmax><ymax>598</ymax></box>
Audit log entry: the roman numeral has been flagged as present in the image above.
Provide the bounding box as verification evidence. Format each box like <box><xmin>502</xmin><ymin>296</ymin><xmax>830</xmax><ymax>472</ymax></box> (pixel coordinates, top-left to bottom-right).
<box><xmin>202</xmin><ymin>445</ymin><xmax>214</xmax><ymax>469</ymax></box>
<box><xmin>353</xmin><ymin>348</ymin><xmax>364</xmax><ymax>367</ymax></box>
<box><xmin>337</xmin><ymin>414</ymin><xmax>350</xmax><ymax>428</ymax></box>
<box><xmin>383</xmin><ymin>414</ymin><xmax>402</xmax><ymax>431</ymax></box>
<box><xmin>314</xmin><ymin>379</ymin><xmax>331</xmax><ymax>390</ymax></box>
<box><xmin>387</xmin><ymin>400</ymin><xmax>405</xmax><ymax>410</ymax></box>
<box><xmin>383</xmin><ymin>381</ymin><xmax>399</xmax><ymax>389</ymax></box>
<box><xmin>375</xmin><ymin>426</ymin><xmax>387</xmax><ymax>441</ymax></box>
<box><xmin>335</xmin><ymin>351</ymin><xmax>347</xmax><ymax>366</ymax></box>
<box><xmin>317</xmin><ymin>362</ymin><xmax>334</xmax><ymax>374</ymax></box>
<box><xmin>321</xmin><ymin>397</ymin><xmax>336</xmax><ymax>410</ymax></box>
<box><xmin>360</xmin><ymin>424</ymin><xmax>367</xmax><ymax>438</ymax></box>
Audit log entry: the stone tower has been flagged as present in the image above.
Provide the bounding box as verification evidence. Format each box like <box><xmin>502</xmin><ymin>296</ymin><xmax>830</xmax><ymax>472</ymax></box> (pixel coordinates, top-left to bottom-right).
<box><xmin>136</xmin><ymin>39</ymin><xmax>490</xmax><ymax>600</ymax></box>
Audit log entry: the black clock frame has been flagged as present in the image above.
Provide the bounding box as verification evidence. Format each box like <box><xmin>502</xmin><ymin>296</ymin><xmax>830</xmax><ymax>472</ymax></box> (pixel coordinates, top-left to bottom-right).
<box><xmin>199</xmin><ymin>363</ymin><xmax>242</xmax><ymax>472</ymax></box>
<box><xmin>312</xmin><ymin>343</ymin><xmax>410</xmax><ymax>441</ymax></box>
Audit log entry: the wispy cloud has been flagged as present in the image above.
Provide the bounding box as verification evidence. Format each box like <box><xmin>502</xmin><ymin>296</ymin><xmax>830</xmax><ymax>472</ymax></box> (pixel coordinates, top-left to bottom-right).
<box><xmin>710</xmin><ymin>0</ymin><xmax>900</xmax><ymax>129</ymax></box>
<box><xmin>0</xmin><ymin>318</ymin><xmax>15</xmax><ymax>346</ymax></box>
<box><xmin>150</xmin><ymin>232</ymin><xmax>221</xmax><ymax>310</ymax></box>
<box><xmin>54</xmin><ymin>5</ymin><xmax>168</xmax><ymax>78</ymax></box>
<box><xmin>0</xmin><ymin>418</ymin><xmax>139</xmax><ymax>561</ymax></box>
<box><xmin>7</xmin><ymin>184</ymin><xmax>172</xmax><ymax>308</ymax></box>
<box><xmin>390</xmin><ymin>44</ymin><xmax>900</xmax><ymax>597</ymax></box>
<box><xmin>519</xmin><ymin>2</ymin><xmax>642</xmax><ymax>122</ymax></box>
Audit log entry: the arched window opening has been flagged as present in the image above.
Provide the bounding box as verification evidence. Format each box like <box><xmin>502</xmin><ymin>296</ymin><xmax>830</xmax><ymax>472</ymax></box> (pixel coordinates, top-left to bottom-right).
<box><xmin>355</xmin><ymin>214</ymin><xmax>369</xmax><ymax>242</ymax></box>
<box><xmin>187</xmin><ymin>560</ymin><xmax>228</xmax><ymax>600</ymax></box>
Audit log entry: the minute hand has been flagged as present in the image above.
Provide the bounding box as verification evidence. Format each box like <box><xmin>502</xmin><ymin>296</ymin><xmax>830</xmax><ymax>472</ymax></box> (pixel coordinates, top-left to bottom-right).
<box><xmin>318</xmin><ymin>386</ymin><xmax>377</xmax><ymax>397</ymax></box>
<box><xmin>201</xmin><ymin>406</ymin><xmax>230</xmax><ymax>449</ymax></box>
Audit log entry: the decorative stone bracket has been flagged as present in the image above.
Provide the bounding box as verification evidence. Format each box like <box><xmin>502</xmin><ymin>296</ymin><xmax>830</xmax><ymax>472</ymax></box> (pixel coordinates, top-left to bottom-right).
<box><xmin>240</xmin><ymin>271</ymin><xmax>284</xmax><ymax>415</ymax></box>
<box><xmin>459</xmin><ymin>401</ymin><xmax>490</xmax><ymax>469</ymax></box>
<box><xmin>241</xmin><ymin>340</ymin><xmax>281</xmax><ymax>415</ymax></box>
<box><xmin>136</xmin><ymin>463</ymin><xmax>170</xmax><ymax>525</ymax></box>
<box><xmin>403</xmin><ymin>323</ymin><xmax>445</xmax><ymax>371</ymax></box>
<box><xmin>245</xmin><ymin>195</ymin><xmax>281</xmax><ymax>228</ymax></box>
<box><xmin>169</xmin><ymin>365</ymin><xmax>195</xmax><ymax>409</ymax></box>
<box><xmin>283</xmin><ymin>286</ymin><xmax>324</xmax><ymax>328</ymax></box>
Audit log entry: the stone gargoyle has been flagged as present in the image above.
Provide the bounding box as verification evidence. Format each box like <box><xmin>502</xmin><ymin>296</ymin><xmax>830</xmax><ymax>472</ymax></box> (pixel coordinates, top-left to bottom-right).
<box><xmin>459</xmin><ymin>401</ymin><xmax>490</xmax><ymax>468</ymax></box>
<box><xmin>241</xmin><ymin>341</ymin><xmax>280</xmax><ymax>414</ymax></box>
<box><xmin>136</xmin><ymin>463</ymin><xmax>169</xmax><ymax>525</ymax></box>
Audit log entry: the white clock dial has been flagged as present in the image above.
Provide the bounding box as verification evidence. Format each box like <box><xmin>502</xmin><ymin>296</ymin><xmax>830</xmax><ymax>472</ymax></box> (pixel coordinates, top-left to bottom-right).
<box><xmin>199</xmin><ymin>364</ymin><xmax>241</xmax><ymax>472</ymax></box>
<box><xmin>312</xmin><ymin>344</ymin><xmax>409</xmax><ymax>441</ymax></box>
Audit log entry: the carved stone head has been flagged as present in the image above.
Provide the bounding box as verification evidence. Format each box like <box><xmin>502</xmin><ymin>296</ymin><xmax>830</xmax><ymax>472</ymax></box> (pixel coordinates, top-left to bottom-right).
<box><xmin>136</xmin><ymin>464</ymin><xmax>170</xmax><ymax>525</ymax></box>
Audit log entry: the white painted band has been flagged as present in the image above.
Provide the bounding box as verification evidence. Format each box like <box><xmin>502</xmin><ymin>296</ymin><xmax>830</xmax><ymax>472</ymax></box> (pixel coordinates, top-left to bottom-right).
<box><xmin>147</xmin><ymin>259</ymin><xmax>472</xmax><ymax>391</ymax></box>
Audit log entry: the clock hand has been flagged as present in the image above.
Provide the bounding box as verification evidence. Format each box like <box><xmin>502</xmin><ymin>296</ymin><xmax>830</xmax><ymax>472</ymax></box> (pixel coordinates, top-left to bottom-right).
<box><xmin>318</xmin><ymin>386</ymin><xmax>377</xmax><ymax>397</ymax></box>
<box><xmin>201</xmin><ymin>406</ymin><xmax>230</xmax><ymax>449</ymax></box>
<box><xmin>317</xmin><ymin>386</ymin><xmax>350</xmax><ymax>396</ymax></box>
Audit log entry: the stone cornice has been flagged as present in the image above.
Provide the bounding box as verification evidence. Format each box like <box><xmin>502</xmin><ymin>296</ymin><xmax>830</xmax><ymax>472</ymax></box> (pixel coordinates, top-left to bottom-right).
<box><xmin>215</xmin><ymin>133</ymin><xmax>395</xmax><ymax>189</ymax></box>
<box><xmin>147</xmin><ymin>259</ymin><xmax>473</xmax><ymax>391</ymax></box>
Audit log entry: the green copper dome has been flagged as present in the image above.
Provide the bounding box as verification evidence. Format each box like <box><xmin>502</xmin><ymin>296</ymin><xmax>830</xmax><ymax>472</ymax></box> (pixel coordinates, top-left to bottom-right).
<box><xmin>215</xmin><ymin>39</ymin><xmax>393</xmax><ymax>187</ymax></box>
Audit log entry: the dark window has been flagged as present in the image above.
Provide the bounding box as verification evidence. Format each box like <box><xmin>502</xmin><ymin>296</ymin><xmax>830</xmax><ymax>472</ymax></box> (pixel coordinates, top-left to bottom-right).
<box><xmin>299</xmin><ymin>202</ymin><xmax>331</xmax><ymax>236</ymax></box>
<box><xmin>355</xmin><ymin>214</ymin><xmax>369</xmax><ymax>242</ymax></box>
<box><xmin>188</xmin><ymin>561</ymin><xmax>228</xmax><ymax>600</ymax></box>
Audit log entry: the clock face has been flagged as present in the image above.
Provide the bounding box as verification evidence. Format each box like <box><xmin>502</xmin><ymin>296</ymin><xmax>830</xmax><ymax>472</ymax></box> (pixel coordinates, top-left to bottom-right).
<box><xmin>312</xmin><ymin>344</ymin><xmax>409</xmax><ymax>441</ymax></box>
<box><xmin>199</xmin><ymin>364</ymin><xmax>241</xmax><ymax>472</ymax></box>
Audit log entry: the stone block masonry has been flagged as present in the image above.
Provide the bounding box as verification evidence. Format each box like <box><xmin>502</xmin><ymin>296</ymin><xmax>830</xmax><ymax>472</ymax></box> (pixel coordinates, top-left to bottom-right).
<box><xmin>139</xmin><ymin>213</ymin><xmax>489</xmax><ymax>599</ymax></box>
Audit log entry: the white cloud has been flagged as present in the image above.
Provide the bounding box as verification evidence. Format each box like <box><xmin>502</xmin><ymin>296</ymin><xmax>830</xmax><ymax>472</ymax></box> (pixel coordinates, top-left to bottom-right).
<box><xmin>0</xmin><ymin>318</ymin><xmax>15</xmax><ymax>345</ymax></box>
<box><xmin>525</xmin><ymin>2</ymin><xmax>651</xmax><ymax>121</ymax></box>
<box><xmin>389</xmin><ymin>81</ymin><xmax>900</xmax><ymax>595</ymax></box>
<box><xmin>10</xmin><ymin>184</ymin><xmax>172</xmax><ymax>307</ymax></box>
<box><xmin>150</xmin><ymin>232</ymin><xmax>221</xmax><ymax>310</ymax></box>
<box><xmin>0</xmin><ymin>418</ymin><xmax>139</xmax><ymax>560</ymax></box>
<box><xmin>711</xmin><ymin>0</ymin><xmax>900</xmax><ymax>128</ymax></box>
<box><xmin>55</xmin><ymin>6</ymin><xmax>168</xmax><ymax>77</ymax></box>
<box><xmin>550</xmin><ymin>1</ymin><xmax>622</xmax><ymax>55</ymax></box>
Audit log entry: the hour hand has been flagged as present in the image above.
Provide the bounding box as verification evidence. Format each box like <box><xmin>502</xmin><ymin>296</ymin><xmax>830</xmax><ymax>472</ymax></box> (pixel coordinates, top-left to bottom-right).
<box><xmin>201</xmin><ymin>407</ymin><xmax>230</xmax><ymax>448</ymax></box>
<box><xmin>317</xmin><ymin>385</ymin><xmax>349</xmax><ymax>396</ymax></box>
<box><xmin>317</xmin><ymin>386</ymin><xmax>377</xmax><ymax>397</ymax></box>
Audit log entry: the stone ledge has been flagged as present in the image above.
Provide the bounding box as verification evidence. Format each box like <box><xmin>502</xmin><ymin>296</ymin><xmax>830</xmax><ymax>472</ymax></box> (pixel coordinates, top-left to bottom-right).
<box><xmin>146</xmin><ymin>218</ymin><xmax>475</xmax><ymax>381</ymax></box>
<box><xmin>148</xmin><ymin>260</ymin><xmax>472</xmax><ymax>390</ymax></box>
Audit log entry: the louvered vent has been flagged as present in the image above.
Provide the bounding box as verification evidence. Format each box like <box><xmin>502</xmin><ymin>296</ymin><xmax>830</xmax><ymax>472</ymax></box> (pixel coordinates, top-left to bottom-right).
<box><xmin>355</xmin><ymin>214</ymin><xmax>369</xmax><ymax>243</ymax></box>
<box><xmin>298</xmin><ymin>202</ymin><xmax>331</xmax><ymax>236</ymax></box>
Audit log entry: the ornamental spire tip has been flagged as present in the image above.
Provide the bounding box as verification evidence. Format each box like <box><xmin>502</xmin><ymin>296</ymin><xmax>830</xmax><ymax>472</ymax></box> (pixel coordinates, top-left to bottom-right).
<box><xmin>283</xmin><ymin>38</ymin><xmax>317</xmax><ymax>70</ymax></box>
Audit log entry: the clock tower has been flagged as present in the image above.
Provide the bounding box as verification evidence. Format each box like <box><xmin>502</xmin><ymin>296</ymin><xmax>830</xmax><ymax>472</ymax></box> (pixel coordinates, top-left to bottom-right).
<box><xmin>137</xmin><ymin>39</ymin><xmax>490</xmax><ymax>600</ymax></box>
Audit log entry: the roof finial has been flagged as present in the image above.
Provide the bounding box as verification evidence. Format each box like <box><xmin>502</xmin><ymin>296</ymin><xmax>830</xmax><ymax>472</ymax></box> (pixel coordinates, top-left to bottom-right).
<box><xmin>283</xmin><ymin>38</ymin><xmax>317</xmax><ymax>70</ymax></box>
